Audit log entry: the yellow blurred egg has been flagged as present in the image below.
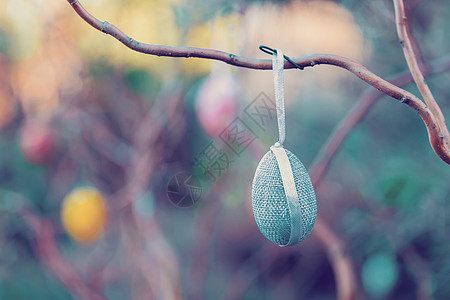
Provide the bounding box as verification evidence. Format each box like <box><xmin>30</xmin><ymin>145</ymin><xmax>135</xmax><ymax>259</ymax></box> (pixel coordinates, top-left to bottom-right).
<box><xmin>61</xmin><ymin>188</ymin><xmax>108</xmax><ymax>245</ymax></box>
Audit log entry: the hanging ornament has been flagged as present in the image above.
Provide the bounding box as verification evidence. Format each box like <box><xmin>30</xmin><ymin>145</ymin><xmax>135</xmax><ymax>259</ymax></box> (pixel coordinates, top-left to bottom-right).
<box><xmin>251</xmin><ymin>49</ymin><xmax>317</xmax><ymax>247</ymax></box>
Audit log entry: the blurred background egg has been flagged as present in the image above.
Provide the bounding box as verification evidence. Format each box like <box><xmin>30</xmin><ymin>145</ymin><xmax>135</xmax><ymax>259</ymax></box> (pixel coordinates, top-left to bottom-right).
<box><xmin>20</xmin><ymin>119</ymin><xmax>56</xmax><ymax>165</ymax></box>
<box><xmin>61</xmin><ymin>187</ymin><xmax>108</xmax><ymax>245</ymax></box>
<box><xmin>195</xmin><ymin>69</ymin><xmax>239</xmax><ymax>137</ymax></box>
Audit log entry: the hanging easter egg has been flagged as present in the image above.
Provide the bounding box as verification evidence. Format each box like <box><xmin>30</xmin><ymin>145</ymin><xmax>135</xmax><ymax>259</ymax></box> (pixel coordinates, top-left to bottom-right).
<box><xmin>252</xmin><ymin>144</ymin><xmax>317</xmax><ymax>246</ymax></box>
<box><xmin>251</xmin><ymin>49</ymin><xmax>317</xmax><ymax>246</ymax></box>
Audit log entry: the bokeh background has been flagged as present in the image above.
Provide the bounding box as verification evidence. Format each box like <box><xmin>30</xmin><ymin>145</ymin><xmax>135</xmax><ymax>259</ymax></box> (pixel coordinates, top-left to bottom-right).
<box><xmin>0</xmin><ymin>0</ymin><xmax>449</xmax><ymax>299</ymax></box>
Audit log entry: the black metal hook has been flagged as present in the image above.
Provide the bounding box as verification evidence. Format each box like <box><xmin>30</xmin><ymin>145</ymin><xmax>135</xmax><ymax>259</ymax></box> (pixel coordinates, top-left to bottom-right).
<box><xmin>258</xmin><ymin>45</ymin><xmax>304</xmax><ymax>70</ymax></box>
<box><xmin>259</xmin><ymin>45</ymin><xmax>276</xmax><ymax>56</ymax></box>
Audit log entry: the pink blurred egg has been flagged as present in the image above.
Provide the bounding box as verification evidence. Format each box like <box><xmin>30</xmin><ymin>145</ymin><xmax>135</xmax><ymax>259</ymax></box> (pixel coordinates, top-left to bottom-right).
<box><xmin>20</xmin><ymin>120</ymin><xmax>55</xmax><ymax>165</ymax></box>
<box><xmin>196</xmin><ymin>73</ymin><xmax>239</xmax><ymax>137</ymax></box>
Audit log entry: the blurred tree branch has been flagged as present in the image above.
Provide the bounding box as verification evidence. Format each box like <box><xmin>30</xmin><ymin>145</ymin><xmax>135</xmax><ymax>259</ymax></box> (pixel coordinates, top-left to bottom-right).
<box><xmin>313</xmin><ymin>218</ymin><xmax>357</xmax><ymax>300</ymax></box>
<box><xmin>114</xmin><ymin>80</ymin><xmax>186</xmax><ymax>299</ymax></box>
<box><xmin>401</xmin><ymin>246</ymin><xmax>432</xmax><ymax>300</ymax></box>
<box><xmin>298</xmin><ymin>54</ymin><xmax>450</xmax><ymax>300</ymax></box>
<box><xmin>67</xmin><ymin>0</ymin><xmax>450</xmax><ymax>164</ymax></box>
<box><xmin>20</xmin><ymin>210</ymin><xmax>106</xmax><ymax>300</ymax></box>
<box><xmin>18</xmin><ymin>78</ymin><xmax>186</xmax><ymax>299</ymax></box>
<box><xmin>310</xmin><ymin>54</ymin><xmax>450</xmax><ymax>186</ymax></box>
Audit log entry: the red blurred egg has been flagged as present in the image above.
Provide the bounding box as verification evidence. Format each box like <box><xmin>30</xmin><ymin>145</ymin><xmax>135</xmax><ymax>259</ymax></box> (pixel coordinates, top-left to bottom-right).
<box><xmin>196</xmin><ymin>72</ymin><xmax>239</xmax><ymax>137</ymax></box>
<box><xmin>20</xmin><ymin>120</ymin><xmax>55</xmax><ymax>164</ymax></box>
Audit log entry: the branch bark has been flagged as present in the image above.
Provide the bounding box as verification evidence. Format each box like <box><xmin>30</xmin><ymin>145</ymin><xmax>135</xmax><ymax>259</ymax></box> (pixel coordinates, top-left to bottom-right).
<box><xmin>393</xmin><ymin>0</ymin><xmax>449</xmax><ymax>132</ymax></box>
<box><xmin>310</xmin><ymin>54</ymin><xmax>450</xmax><ymax>186</ymax></box>
<box><xmin>66</xmin><ymin>0</ymin><xmax>450</xmax><ymax>164</ymax></box>
<box><xmin>393</xmin><ymin>0</ymin><xmax>450</xmax><ymax>158</ymax></box>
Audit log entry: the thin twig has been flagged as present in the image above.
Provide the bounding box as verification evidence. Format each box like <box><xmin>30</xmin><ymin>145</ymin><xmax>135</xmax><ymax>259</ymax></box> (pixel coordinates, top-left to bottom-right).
<box><xmin>310</xmin><ymin>54</ymin><xmax>450</xmax><ymax>186</ymax></box>
<box><xmin>314</xmin><ymin>218</ymin><xmax>357</xmax><ymax>300</ymax></box>
<box><xmin>393</xmin><ymin>0</ymin><xmax>450</xmax><ymax>150</ymax></box>
<box><xmin>66</xmin><ymin>0</ymin><xmax>450</xmax><ymax>164</ymax></box>
<box><xmin>401</xmin><ymin>246</ymin><xmax>432</xmax><ymax>300</ymax></box>
<box><xmin>115</xmin><ymin>81</ymin><xmax>185</xmax><ymax>299</ymax></box>
<box><xmin>21</xmin><ymin>211</ymin><xmax>105</xmax><ymax>300</ymax></box>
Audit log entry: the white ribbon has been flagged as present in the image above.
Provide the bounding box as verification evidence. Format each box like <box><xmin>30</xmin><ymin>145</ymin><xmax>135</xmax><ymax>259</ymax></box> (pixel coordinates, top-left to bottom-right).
<box><xmin>271</xmin><ymin>49</ymin><xmax>303</xmax><ymax>246</ymax></box>
<box><xmin>272</xmin><ymin>49</ymin><xmax>286</xmax><ymax>146</ymax></box>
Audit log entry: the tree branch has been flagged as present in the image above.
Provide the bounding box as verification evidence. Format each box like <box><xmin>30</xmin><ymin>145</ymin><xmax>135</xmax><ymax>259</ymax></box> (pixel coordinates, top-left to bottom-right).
<box><xmin>21</xmin><ymin>210</ymin><xmax>105</xmax><ymax>300</ymax></box>
<box><xmin>393</xmin><ymin>0</ymin><xmax>450</xmax><ymax>153</ymax></box>
<box><xmin>314</xmin><ymin>218</ymin><xmax>357</xmax><ymax>300</ymax></box>
<box><xmin>306</xmin><ymin>56</ymin><xmax>450</xmax><ymax>299</ymax></box>
<box><xmin>310</xmin><ymin>54</ymin><xmax>450</xmax><ymax>186</ymax></box>
<box><xmin>66</xmin><ymin>0</ymin><xmax>450</xmax><ymax>164</ymax></box>
<box><xmin>393</xmin><ymin>0</ymin><xmax>448</xmax><ymax>124</ymax></box>
<box><xmin>400</xmin><ymin>246</ymin><xmax>432</xmax><ymax>300</ymax></box>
